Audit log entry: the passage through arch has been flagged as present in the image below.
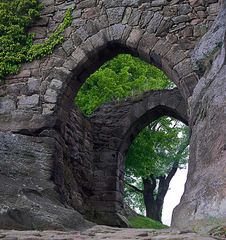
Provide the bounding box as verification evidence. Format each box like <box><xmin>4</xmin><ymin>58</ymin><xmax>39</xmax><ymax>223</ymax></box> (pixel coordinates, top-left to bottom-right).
<box><xmin>89</xmin><ymin>87</ymin><xmax>188</xmax><ymax>225</ymax></box>
<box><xmin>0</xmin><ymin>0</ymin><xmax>223</xmax><ymax>231</ymax></box>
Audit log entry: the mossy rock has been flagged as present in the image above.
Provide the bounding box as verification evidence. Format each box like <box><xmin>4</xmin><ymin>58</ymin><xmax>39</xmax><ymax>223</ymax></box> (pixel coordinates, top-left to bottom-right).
<box><xmin>128</xmin><ymin>216</ymin><xmax>168</xmax><ymax>229</ymax></box>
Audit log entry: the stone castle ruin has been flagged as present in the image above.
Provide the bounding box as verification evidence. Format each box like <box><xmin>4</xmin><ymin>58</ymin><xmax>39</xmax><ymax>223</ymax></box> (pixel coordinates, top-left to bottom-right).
<box><xmin>0</xmin><ymin>0</ymin><xmax>226</xmax><ymax>232</ymax></box>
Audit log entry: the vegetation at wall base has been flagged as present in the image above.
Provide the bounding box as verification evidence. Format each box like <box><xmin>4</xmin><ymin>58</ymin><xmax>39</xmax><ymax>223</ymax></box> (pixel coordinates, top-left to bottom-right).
<box><xmin>0</xmin><ymin>0</ymin><xmax>72</xmax><ymax>82</ymax></box>
<box><xmin>128</xmin><ymin>216</ymin><xmax>168</xmax><ymax>229</ymax></box>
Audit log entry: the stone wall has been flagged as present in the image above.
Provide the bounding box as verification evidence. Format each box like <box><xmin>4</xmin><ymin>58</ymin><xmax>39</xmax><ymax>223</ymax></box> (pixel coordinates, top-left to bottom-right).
<box><xmin>54</xmin><ymin>106</ymin><xmax>95</xmax><ymax>216</ymax></box>
<box><xmin>0</xmin><ymin>0</ymin><xmax>220</xmax><ymax>122</ymax></box>
<box><xmin>0</xmin><ymin>87</ymin><xmax>187</xmax><ymax>228</ymax></box>
<box><xmin>0</xmin><ymin>0</ymin><xmax>225</xmax><ymax>232</ymax></box>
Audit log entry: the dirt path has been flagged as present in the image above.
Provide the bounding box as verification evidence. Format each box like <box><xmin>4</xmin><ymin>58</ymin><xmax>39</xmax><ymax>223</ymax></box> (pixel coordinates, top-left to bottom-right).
<box><xmin>0</xmin><ymin>226</ymin><xmax>216</xmax><ymax>240</ymax></box>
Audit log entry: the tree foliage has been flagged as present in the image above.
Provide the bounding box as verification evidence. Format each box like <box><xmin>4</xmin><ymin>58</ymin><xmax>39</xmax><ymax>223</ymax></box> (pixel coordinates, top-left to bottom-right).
<box><xmin>0</xmin><ymin>0</ymin><xmax>72</xmax><ymax>81</ymax></box>
<box><xmin>76</xmin><ymin>54</ymin><xmax>172</xmax><ymax>115</ymax></box>
<box><xmin>126</xmin><ymin>118</ymin><xmax>188</xmax><ymax>178</ymax></box>
<box><xmin>124</xmin><ymin>119</ymin><xmax>189</xmax><ymax>215</ymax></box>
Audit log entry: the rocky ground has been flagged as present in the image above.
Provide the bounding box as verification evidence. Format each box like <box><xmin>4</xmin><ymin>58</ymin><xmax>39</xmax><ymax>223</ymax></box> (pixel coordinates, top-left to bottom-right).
<box><xmin>0</xmin><ymin>226</ymin><xmax>219</xmax><ymax>240</ymax></box>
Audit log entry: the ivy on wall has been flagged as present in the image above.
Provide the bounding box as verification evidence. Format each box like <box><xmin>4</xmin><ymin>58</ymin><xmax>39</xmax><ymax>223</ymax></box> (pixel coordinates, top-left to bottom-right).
<box><xmin>0</xmin><ymin>0</ymin><xmax>72</xmax><ymax>82</ymax></box>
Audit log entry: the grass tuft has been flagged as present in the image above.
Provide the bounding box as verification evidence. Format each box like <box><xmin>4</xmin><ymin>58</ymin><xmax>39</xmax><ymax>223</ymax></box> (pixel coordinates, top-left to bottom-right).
<box><xmin>128</xmin><ymin>215</ymin><xmax>169</xmax><ymax>229</ymax></box>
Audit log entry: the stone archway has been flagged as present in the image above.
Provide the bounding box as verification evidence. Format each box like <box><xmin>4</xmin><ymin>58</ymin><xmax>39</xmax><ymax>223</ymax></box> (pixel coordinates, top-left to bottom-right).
<box><xmin>90</xmin><ymin>88</ymin><xmax>188</xmax><ymax>225</ymax></box>
<box><xmin>0</xmin><ymin>0</ymin><xmax>225</xmax><ymax>232</ymax></box>
<box><xmin>0</xmin><ymin>0</ymin><xmax>219</xmax><ymax>133</ymax></box>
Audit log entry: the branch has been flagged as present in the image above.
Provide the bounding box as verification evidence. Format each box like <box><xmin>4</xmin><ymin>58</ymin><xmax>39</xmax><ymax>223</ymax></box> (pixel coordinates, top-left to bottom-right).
<box><xmin>156</xmin><ymin>124</ymin><xmax>161</xmax><ymax>132</ymax></box>
<box><xmin>143</xmin><ymin>176</ymin><xmax>157</xmax><ymax>192</ymax></box>
<box><xmin>156</xmin><ymin>163</ymin><xmax>179</xmax><ymax>202</ymax></box>
<box><xmin>166</xmin><ymin>138</ymin><xmax>189</xmax><ymax>182</ymax></box>
<box><xmin>125</xmin><ymin>181</ymin><xmax>144</xmax><ymax>194</ymax></box>
<box><xmin>148</xmin><ymin>121</ymin><xmax>158</xmax><ymax>131</ymax></box>
<box><xmin>165</xmin><ymin>162</ymin><xmax>178</xmax><ymax>183</ymax></box>
<box><xmin>172</xmin><ymin>120</ymin><xmax>178</xmax><ymax>129</ymax></box>
<box><xmin>156</xmin><ymin>176</ymin><xmax>168</xmax><ymax>201</ymax></box>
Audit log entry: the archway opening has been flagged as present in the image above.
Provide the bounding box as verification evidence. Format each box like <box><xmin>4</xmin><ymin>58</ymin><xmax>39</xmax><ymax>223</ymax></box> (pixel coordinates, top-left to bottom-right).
<box><xmin>123</xmin><ymin>116</ymin><xmax>189</xmax><ymax>227</ymax></box>
<box><xmin>75</xmin><ymin>53</ymin><xmax>174</xmax><ymax>115</ymax></box>
<box><xmin>59</xmin><ymin>39</ymin><xmax>190</xmax><ymax>116</ymax></box>
<box><xmin>73</xmin><ymin>52</ymin><xmax>189</xmax><ymax>227</ymax></box>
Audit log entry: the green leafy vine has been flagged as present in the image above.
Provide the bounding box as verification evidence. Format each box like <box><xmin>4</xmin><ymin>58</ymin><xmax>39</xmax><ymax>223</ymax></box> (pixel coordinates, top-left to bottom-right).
<box><xmin>27</xmin><ymin>8</ymin><xmax>72</xmax><ymax>60</ymax></box>
<box><xmin>0</xmin><ymin>0</ymin><xmax>72</xmax><ymax>82</ymax></box>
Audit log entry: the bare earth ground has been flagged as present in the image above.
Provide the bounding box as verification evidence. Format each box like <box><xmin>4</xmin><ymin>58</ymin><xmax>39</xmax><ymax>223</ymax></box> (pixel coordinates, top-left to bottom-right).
<box><xmin>0</xmin><ymin>226</ymin><xmax>217</xmax><ymax>240</ymax></box>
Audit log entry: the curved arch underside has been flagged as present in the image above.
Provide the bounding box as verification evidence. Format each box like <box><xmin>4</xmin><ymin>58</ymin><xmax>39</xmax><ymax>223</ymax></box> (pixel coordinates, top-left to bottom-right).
<box><xmin>91</xmin><ymin>88</ymin><xmax>188</xmax><ymax>155</ymax></box>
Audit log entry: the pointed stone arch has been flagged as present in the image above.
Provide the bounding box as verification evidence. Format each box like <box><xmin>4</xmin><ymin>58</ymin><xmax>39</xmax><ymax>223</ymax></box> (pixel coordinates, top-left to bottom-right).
<box><xmin>1</xmin><ymin>0</ymin><xmax>218</xmax><ymax>132</ymax></box>
<box><xmin>0</xmin><ymin>0</ymin><xmax>224</xmax><ymax>231</ymax></box>
<box><xmin>89</xmin><ymin>88</ymin><xmax>188</xmax><ymax>225</ymax></box>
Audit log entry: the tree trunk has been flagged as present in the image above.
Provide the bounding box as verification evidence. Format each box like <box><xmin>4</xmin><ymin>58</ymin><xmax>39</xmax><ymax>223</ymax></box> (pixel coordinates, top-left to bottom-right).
<box><xmin>126</xmin><ymin>162</ymin><xmax>181</xmax><ymax>223</ymax></box>
<box><xmin>142</xmin><ymin>177</ymin><xmax>162</xmax><ymax>222</ymax></box>
<box><xmin>142</xmin><ymin>164</ymin><xmax>179</xmax><ymax>223</ymax></box>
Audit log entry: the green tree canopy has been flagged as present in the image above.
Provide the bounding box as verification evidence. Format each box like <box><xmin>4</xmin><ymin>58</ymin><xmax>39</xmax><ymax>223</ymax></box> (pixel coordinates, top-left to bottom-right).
<box><xmin>124</xmin><ymin>118</ymin><xmax>189</xmax><ymax>216</ymax></box>
<box><xmin>126</xmin><ymin>118</ymin><xmax>188</xmax><ymax>179</ymax></box>
<box><xmin>75</xmin><ymin>54</ymin><xmax>172</xmax><ymax>115</ymax></box>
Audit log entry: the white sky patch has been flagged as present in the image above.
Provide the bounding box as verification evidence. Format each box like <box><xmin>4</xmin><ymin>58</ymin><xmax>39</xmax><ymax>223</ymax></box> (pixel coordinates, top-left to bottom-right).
<box><xmin>162</xmin><ymin>165</ymin><xmax>188</xmax><ymax>226</ymax></box>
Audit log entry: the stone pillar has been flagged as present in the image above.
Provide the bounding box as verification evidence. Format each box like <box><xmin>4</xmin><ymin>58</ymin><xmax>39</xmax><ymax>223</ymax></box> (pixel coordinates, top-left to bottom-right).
<box><xmin>90</xmin><ymin>149</ymin><xmax>128</xmax><ymax>227</ymax></box>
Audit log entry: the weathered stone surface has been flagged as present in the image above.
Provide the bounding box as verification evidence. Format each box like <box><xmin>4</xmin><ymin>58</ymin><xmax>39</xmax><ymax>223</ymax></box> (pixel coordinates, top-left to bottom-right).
<box><xmin>0</xmin><ymin>0</ymin><xmax>223</xmax><ymax>232</ymax></box>
<box><xmin>128</xmin><ymin>9</ymin><xmax>142</xmax><ymax>26</ymax></box>
<box><xmin>108</xmin><ymin>24</ymin><xmax>125</xmax><ymax>41</ymax></box>
<box><xmin>27</xmin><ymin>77</ymin><xmax>40</xmax><ymax>94</ymax></box>
<box><xmin>0</xmin><ymin>132</ymin><xmax>93</xmax><ymax>230</ymax></box>
<box><xmin>126</xmin><ymin>29</ymin><xmax>143</xmax><ymax>48</ymax></box>
<box><xmin>138</xmin><ymin>33</ymin><xmax>158</xmax><ymax>61</ymax></box>
<box><xmin>44</xmin><ymin>89</ymin><xmax>57</xmax><ymax>103</ymax></box>
<box><xmin>49</xmin><ymin>79</ymin><xmax>63</xmax><ymax>90</ymax></box>
<box><xmin>151</xmin><ymin>0</ymin><xmax>168</xmax><ymax>7</ymax></box>
<box><xmin>0</xmin><ymin>226</ymin><xmax>216</xmax><ymax>239</ymax></box>
<box><xmin>122</xmin><ymin>7</ymin><xmax>132</xmax><ymax>24</ymax></box>
<box><xmin>77</xmin><ymin>0</ymin><xmax>96</xmax><ymax>9</ymax></box>
<box><xmin>178</xmin><ymin>4</ymin><xmax>192</xmax><ymax>15</ymax></box>
<box><xmin>172</xmin><ymin>15</ymin><xmax>190</xmax><ymax>24</ymax></box>
<box><xmin>192</xmin><ymin>4</ymin><xmax>226</xmax><ymax>76</ymax></box>
<box><xmin>17</xmin><ymin>94</ymin><xmax>39</xmax><ymax>109</ymax></box>
<box><xmin>172</xmin><ymin>2</ymin><xmax>226</xmax><ymax>232</ymax></box>
<box><xmin>106</xmin><ymin>7</ymin><xmax>125</xmax><ymax>24</ymax></box>
<box><xmin>62</xmin><ymin>38</ymin><xmax>74</xmax><ymax>56</ymax></box>
<box><xmin>0</xmin><ymin>97</ymin><xmax>16</xmax><ymax>113</ymax></box>
<box><xmin>147</xmin><ymin>12</ymin><xmax>163</xmax><ymax>33</ymax></box>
